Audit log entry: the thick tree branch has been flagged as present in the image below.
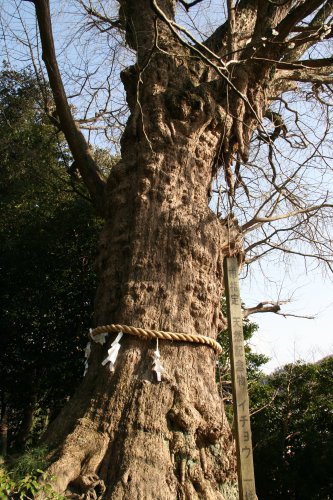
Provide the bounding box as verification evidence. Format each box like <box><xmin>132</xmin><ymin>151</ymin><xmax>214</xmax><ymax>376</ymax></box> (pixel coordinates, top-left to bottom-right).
<box><xmin>178</xmin><ymin>0</ymin><xmax>205</xmax><ymax>11</ymax></box>
<box><xmin>31</xmin><ymin>0</ymin><xmax>107</xmax><ymax>217</ymax></box>
<box><xmin>277</xmin><ymin>71</ymin><xmax>333</xmax><ymax>84</ymax></box>
<box><xmin>249</xmin><ymin>56</ymin><xmax>333</xmax><ymax>73</ymax></box>
<box><xmin>283</xmin><ymin>0</ymin><xmax>333</xmax><ymax>62</ymax></box>
<box><xmin>275</xmin><ymin>0</ymin><xmax>326</xmax><ymax>41</ymax></box>
<box><xmin>204</xmin><ymin>0</ymin><xmax>256</xmax><ymax>53</ymax></box>
<box><xmin>277</xmin><ymin>57</ymin><xmax>333</xmax><ymax>70</ymax></box>
<box><xmin>227</xmin><ymin>0</ymin><xmax>236</xmax><ymax>60</ymax></box>
<box><xmin>243</xmin><ymin>301</ymin><xmax>315</xmax><ymax>319</ymax></box>
<box><xmin>243</xmin><ymin>300</ymin><xmax>284</xmax><ymax>318</ymax></box>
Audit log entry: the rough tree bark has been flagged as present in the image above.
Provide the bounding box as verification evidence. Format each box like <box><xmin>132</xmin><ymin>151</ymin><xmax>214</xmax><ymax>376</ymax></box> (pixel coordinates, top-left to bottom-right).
<box><xmin>26</xmin><ymin>0</ymin><xmax>333</xmax><ymax>498</ymax></box>
<box><xmin>42</xmin><ymin>3</ymin><xmax>240</xmax><ymax>497</ymax></box>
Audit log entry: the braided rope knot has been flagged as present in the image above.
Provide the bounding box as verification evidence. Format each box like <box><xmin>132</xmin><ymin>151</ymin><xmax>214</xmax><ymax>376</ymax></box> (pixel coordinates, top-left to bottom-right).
<box><xmin>90</xmin><ymin>323</ymin><xmax>222</xmax><ymax>355</ymax></box>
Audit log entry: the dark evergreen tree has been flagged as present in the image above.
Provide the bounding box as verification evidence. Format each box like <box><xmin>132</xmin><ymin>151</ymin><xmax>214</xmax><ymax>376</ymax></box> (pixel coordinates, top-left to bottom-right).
<box><xmin>0</xmin><ymin>69</ymin><xmax>103</xmax><ymax>451</ymax></box>
<box><xmin>251</xmin><ymin>357</ymin><xmax>333</xmax><ymax>499</ymax></box>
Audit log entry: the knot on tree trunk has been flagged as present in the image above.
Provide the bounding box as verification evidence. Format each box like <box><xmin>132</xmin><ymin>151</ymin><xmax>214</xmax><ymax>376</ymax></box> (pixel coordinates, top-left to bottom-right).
<box><xmin>68</xmin><ymin>473</ymin><xmax>106</xmax><ymax>499</ymax></box>
<box><xmin>166</xmin><ymin>390</ymin><xmax>236</xmax><ymax>496</ymax></box>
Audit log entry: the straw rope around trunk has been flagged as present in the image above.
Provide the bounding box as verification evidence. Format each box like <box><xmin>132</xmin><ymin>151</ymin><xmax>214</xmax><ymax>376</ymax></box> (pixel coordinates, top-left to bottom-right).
<box><xmin>90</xmin><ymin>324</ymin><xmax>222</xmax><ymax>355</ymax></box>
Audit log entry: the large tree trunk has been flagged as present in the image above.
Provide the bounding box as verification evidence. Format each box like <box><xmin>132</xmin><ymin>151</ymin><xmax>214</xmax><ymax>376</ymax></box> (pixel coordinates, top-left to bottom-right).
<box><xmin>38</xmin><ymin>1</ymin><xmax>269</xmax><ymax>498</ymax></box>
<box><xmin>43</xmin><ymin>16</ymin><xmax>240</xmax><ymax>500</ymax></box>
<box><xmin>45</xmin><ymin>70</ymin><xmax>236</xmax><ymax>500</ymax></box>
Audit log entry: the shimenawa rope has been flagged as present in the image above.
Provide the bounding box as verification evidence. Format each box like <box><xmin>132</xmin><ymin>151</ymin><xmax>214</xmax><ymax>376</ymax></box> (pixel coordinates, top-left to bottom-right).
<box><xmin>90</xmin><ymin>323</ymin><xmax>222</xmax><ymax>355</ymax></box>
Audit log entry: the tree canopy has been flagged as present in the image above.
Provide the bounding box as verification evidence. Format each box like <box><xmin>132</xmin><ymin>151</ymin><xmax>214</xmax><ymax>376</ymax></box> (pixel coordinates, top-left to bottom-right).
<box><xmin>251</xmin><ymin>356</ymin><xmax>333</xmax><ymax>499</ymax></box>
<box><xmin>0</xmin><ymin>68</ymin><xmax>103</xmax><ymax>450</ymax></box>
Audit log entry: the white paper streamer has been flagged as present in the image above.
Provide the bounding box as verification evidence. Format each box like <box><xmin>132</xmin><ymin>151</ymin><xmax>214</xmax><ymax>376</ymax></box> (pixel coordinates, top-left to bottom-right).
<box><xmin>89</xmin><ymin>328</ymin><xmax>108</xmax><ymax>345</ymax></box>
<box><xmin>152</xmin><ymin>339</ymin><xmax>164</xmax><ymax>382</ymax></box>
<box><xmin>83</xmin><ymin>342</ymin><xmax>91</xmax><ymax>376</ymax></box>
<box><xmin>101</xmin><ymin>332</ymin><xmax>123</xmax><ymax>372</ymax></box>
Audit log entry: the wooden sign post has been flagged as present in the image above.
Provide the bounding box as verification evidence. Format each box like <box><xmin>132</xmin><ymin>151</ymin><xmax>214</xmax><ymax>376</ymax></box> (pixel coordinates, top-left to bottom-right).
<box><xmin>224</xmin><ymin>257</ymin><xmax>257</xmax><ymax>500</ymax></box>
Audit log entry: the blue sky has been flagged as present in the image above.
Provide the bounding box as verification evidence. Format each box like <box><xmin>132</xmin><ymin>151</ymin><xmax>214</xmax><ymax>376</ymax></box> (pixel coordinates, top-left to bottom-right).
<box><xmin>241</xmin><ymin>264</ymin><xmax>333</xmax><ymax>373</ymax></box>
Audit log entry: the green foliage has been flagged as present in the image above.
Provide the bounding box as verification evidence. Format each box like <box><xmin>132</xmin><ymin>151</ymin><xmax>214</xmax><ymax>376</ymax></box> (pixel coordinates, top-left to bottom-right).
<box><xmin>0</xmin><ymin>68</ymin><xmax>104</xmax><ymax>450</ymax></box>
<box><xmin>218</xmin><ymin>316</ymin><xmax>268</xmax><ymax>379</ymax></box>
<box><xmin>0</xmin><ymin>67</ymin><xmax>62</xmax><ymax>198</ymax></box>
<box><xmin>0</xmin><ymin>466</ymin><xmax>64</xmax><ymax>499</ymax></box>
<box><xmin>251</xmin><ymin>357</ymin><xmax>333</xmax><ymax>499</ymax></box>
<box><xmin>0</xmin><ymin>445</ymin><xmax>56</xmax><ymax>498</ymax></box>
<box><xmin>218</xmin><ymin>297</ymin><xmax>269</xmax><ymax>378</ymax></box>
<box><xmin>8</xmin><ymin>446</ymin><xmax>50</xmax><ymax>480</ymax></box>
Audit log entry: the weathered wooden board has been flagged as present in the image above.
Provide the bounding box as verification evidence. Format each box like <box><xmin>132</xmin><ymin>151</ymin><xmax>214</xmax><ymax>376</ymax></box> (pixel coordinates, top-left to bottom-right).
<box><xmin>224</xmin><ymin>257</ymin><xmax>257</xmax><ymax>500</ymax></box>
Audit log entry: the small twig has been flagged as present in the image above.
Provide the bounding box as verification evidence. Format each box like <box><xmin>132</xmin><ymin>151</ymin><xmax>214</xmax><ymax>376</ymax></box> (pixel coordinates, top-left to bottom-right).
<box><xmin>250</xmin><ymin>389</ymin><xmax>279</xmax><ymax>418</ymax></box>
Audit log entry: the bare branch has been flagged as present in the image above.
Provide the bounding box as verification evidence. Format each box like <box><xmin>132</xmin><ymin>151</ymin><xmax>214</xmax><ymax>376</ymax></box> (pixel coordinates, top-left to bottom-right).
<box><xmin>178</xmin><ymin>0</ymin><xmax>205</xmax><ymax>11</ymax></box>
<box><xmin>246</xmin><ymin>241</ymin><xmax>333</xmax><ymax>271</ymax></box>
<box><xmin>32</xmin><ymin>0</ymin><xmax>107</xmax><ymax>216</ymax></box>
<box><xmin>78</xmin><ymin>0</ymin><xmax>122</xmax><ymax>30</ymax></box>
<box><xmin>250</xmin><ymin>389</ymin><xmax>279</xmax><ymax>418</ymax></box>
<box><xmin>243</xmin><ymin>300</ymin><xmax>315</xmax><ymax>319</ymax></box>
<box><xmin>242</xmin><ymin>202</ymin><xmax>333</xmax><ymax>232</ymax></box>
<box><xmin>283</xmin><ymin>0</ymin><xmax>333</xmax><ymax>62</ymax></box>
<box><xmin>277</xmin><ymin>57</ymin><xmax>333</xmax><ymax>70</ymax></box>
<box><xmin>275</xmin><ymin>0</ymin><xmax>326</xmax><ymax>41</ymax></box>
<box><xmin>244</xmin><ymin>220</ymin><xmax>301</xmax><ymax>254</ymax></box>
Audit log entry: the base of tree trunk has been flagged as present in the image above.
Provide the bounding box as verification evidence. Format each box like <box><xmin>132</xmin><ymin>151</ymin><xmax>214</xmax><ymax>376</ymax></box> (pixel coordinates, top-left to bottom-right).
<box><xmin>44</xmin><ymin>338</ymin><xmax>236</xmax><ymax>499</ymax></box>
